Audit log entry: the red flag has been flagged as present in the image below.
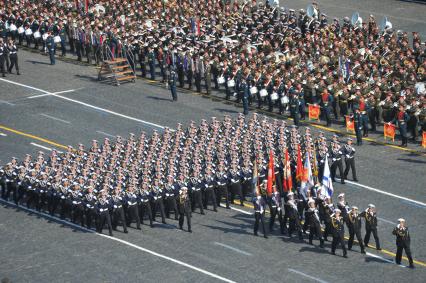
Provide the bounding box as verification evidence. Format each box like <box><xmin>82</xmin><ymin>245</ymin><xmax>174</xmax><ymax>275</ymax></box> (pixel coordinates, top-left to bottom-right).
<box><xmin>196</xmin><ymin>19</ymin><xmax>200</xmax><ymax>36</ymax></box>
<box><xmin>266</xmin><ymin>150</ymin><xmax>275</xmax><ymax>196</ymax></box>
<box><xmin>282</xmin><ymin>149</ymin><xmax>293</xmax><ymax>192</ymax></box>
<box><xmin>296</xmin><ymin>145</ymin><xmax>303</xmax><ymax>182</ymax></box>
<box><xmin>85</xmin><ymin>0</ymin><xmax>89</xmax><ymax>13</ymax></box>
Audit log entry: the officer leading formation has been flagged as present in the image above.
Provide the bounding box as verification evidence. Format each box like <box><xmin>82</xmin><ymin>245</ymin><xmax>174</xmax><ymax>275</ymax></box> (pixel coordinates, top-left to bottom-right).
<box><xmin>0</xmin><ymin>114</ymin><xmax>415</xmax><ymax>268</ymax></box>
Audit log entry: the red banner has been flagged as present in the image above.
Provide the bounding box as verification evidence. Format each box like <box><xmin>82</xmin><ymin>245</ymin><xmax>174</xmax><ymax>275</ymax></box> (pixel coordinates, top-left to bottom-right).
<box><xmin>345</xmin><ymin>115</ymin><xmax>355</xmax><ymax>133</ymax></box>
<box><xmin>422</xmin><ymin>131</ymin><xmax>426</xmax><ymax>148</ymax></box>
<box><xmin>308</xmin><ymin>104</ymin><xmax>320</xmax><ymax>121</ymax></box>
<box><xmin>282</xmin><ymin>149</ymin><xmax>293</xmax><ymax>192</ymax></box>
<box><xmin>296</xmin><ymin>145</ymin><xmax>303</xmax><ymax>182</ymax></box>
<box><xmin>267</xmin><ymin>150</ymin><xmax>275</xmax><ymax>196</ymax></box>
<box><xmin>384</xmin><ymin>123</ymin><xmax>396</xmax><ymax>142</ymax></box>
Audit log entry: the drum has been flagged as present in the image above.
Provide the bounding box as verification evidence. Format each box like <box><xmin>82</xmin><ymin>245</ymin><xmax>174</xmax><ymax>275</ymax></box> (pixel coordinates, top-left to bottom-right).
<box><xmin>42</xmin><ymin>33</ymin><xmax>49</xmax><ymax>41</ymax></box>
<box><xmin>25</xmin><ymin>28</ymin><xmax>33</xmax><ymax>36</ymax></box>
<box><xmin>271</xmin><ymin>92</ymin><xmax>279</xmax><ymax>101</ymax></box>
<box><xmin>54</xmin><ymin>36</ymin><xmax>61</xmax><ymax>43</ymax></box>
<box><xmin>227</xmin><ymin>79</ymin><xmax>235</xmax><ymax>88</ymax></box>
<box><xmin>33</xmin><ymin>31</ymin><xmax>41</xmax><ymax>39</ymax></box>
<box><xmin>18</xmin><ymin>27</ymin><xmax>25</xmax><ymax>34</ymax></box>
<box><xmin>9</xmin><ymin>24</ymin><xmax>17</xmax><ymax>32</ymax></box>
<box><xmin>218</xmin><ymin>76</ymin><xmax>225</xmax><ymax>84</ymax></box>
<box><xmin>281</xmin><ymin>95</ymin><xmax>289</xmax><ymax>105</ymax></box>
<box><xmin>250</xmin><ymin>86</ymin><xmax>258</xmax><ymax>95</ymax></box>
<box><xmin>260</xmin><ymin>89</ymin><xmax>268</xmax><ymax>97</ymax></box>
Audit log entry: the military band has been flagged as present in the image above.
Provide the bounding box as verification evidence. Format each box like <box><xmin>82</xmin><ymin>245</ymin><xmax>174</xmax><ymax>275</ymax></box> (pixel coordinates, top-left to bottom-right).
<box><xmin>1</xmin><ymin>0</ymin><xmax>425</xmax><ymax>139</ymax></box>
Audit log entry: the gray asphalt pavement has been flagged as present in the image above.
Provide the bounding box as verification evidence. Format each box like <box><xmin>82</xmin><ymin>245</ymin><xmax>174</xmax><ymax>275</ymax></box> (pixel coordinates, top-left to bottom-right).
<box><xmin>1</xmin><ymin>1</ymin><xmax>426</xmax><ymax>281</ymax></box>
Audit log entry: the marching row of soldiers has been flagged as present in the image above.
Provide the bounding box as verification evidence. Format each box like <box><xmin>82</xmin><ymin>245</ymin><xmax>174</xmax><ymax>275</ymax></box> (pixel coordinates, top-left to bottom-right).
<box><xmin>1</xmin><ymin>1</ymin><xmax>425</xmax><ymax>140</ymax></box>
<box><xmin>0</xmin><ymin>113</ymin><xmax>414</xmax><ymax>267</ymax></box>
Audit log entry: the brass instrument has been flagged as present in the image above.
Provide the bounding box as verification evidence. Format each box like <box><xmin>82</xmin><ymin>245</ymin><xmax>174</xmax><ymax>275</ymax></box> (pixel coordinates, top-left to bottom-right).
<box><xmin>179</xmin><ymin>188</ymin><xmax>188</xmax><ymax>204</ymax></box>
<box><xmin>331</xmin><ymin>216</ymin><xmax>341</xmax><ymax>229</ymax></box>
<box><xmin>418</xmin><ymin>66</ymin><xmax>425</xmax><ymax>75</ymax></box>
<box><xmin>380</xmin><ymin>58</ymin><xmax>389</xmax><ymax>66</ymax></box>
<box><xmin>319</xmin><ymin>55</ymin><xmax>330</xmax><ymax>65</ymax></box>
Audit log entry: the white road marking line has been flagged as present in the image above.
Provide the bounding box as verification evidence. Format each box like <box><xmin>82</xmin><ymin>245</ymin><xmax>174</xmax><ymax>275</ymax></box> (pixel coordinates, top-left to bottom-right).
<box><xmin>40</xmin><ymin>113</ymin><xmax>71</xmax><ymax>124</ymax></box>
<box><xmin>377</xmin><ymin>217</ymin><xmax>395</xmax><ymax>225</ymax></box>
<box><xmin>30</xmin><ymin>142</ymin><xmax>52</xmax><ymax>151</ymax></box>
<box><xmin>229</xmin><ymin>206</ymin><xmax>253</xmax><ymax>215</ymax></box>
<box><xmin>26</xmin><ymin>89</ymin><xmax>80</xmax><ymax>99</ymax></box>
<box><xmin>366</xmin><ymin>252</ymin><xmax>407</xmax><ymax>268</ymax></box>
<box><xmin>0</xmin><ymin>78</ymin><xmax>166</xmax><ymax>130</ymax></box>
<box><xmin>213</xmin><ymin>242</ymin><xmax>252</xmax><ymax>256</ymax></box>
<box><xmin>0</xmin><ymin>132</ymin><xmax>7</xmax><ymax>137</ymax></box>
<box><xmin>96</xmin><ymin>130</ymin><xmax>116</xmax><ymax>138</ymax></box>
<box><xmin>288</xmin><ymin>268</ymin><xmax>330</xmax><ymax>283</ymax></box>
<box><xmin>0</xmin><ymin>199</ymin><xmax>236</xmax><ymax>283</ymax></box>
<box><xmin>338</xmin><ymin>179</ymin><xmax>426</xmax><ymax>207</ymax></box>
<box><xmin>0</xmin><ymin>99</ymin><xmax>15</xmax><ymax>106</ymax></box>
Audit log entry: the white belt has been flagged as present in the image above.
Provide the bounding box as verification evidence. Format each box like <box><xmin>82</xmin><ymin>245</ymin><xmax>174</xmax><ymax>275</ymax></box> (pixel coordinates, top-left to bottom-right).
<box><xmin>100</xmin><ymin>208</ymin><xmax>108</xmax><ymax>212</ymax></box>
<box><xmin>128</xmin><ymin>201</ymin><xmax>137</xmax><ymax>206</ymax></box>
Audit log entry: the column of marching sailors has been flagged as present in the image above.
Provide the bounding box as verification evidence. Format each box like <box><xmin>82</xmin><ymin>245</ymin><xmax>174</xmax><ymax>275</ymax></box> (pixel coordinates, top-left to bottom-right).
<box><xmin>0</xmin><ymin>113</ymin><xmax>414</xmax><ymax>267</ymax></box>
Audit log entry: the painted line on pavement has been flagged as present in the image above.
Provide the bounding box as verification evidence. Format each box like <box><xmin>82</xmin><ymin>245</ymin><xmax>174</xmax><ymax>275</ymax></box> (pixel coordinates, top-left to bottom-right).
<box><xmin>0</xmin><ymin>99</ymin><xmax>15</xmax><ymax>106</ymax></box>
<box><xmin>25</xmin><ymin>89</ymin><xmax>81</xmax><ymax>100</ymax></box>
<box><xmin>366</xmin><ymin>252</ymin><xmax>408</xmax><ymax>268</ymax></box>
<box><xmin>40</xmin><ymin>113</ymin><xmax>71</xmax><ymax>124</ymax></box>
<box><xmin>340</xmin><ymin>179</ymin><xmax>426</xmax><ymax>207</ymax></box>
<box><xmin>288</xmin><ymin>268</ymin><xmax>330</xmax><ymax>283</ymax></box>
<box><xmin>229</xmin><ymin>206</ymin><xmax>253</xmax><ymax>215</ymax></box>
<box><xmin>402</xmin><ymin>200</ymin><xmax>426</xmax><ymax>209</ymax></box>
<box><xmin>0</xmin><ymin>78</ymin><xmax>166</xmax><ymax>130</ymax></box>
<box><xmin>0</xmin><ymin>132</ymin><xmax>7</xmax><ymax>137</ymax></box>
<box><xmin>213</xmin><ymin>242</ymin><xmax>252</xmax><ymax>256</ymax></box>
<box><xmin>0</xmin><ymin>199</ymin><xmax>236</xmax><ymax>283</ymax></box>
<box><xmin>96</xmin><ymin>130</ymin><xmax>116</xmax><ymax>138</ymax></box>
<box><xmin>377</xmin><ymin>217</ymin><xmax>396</xmax><ymax>225</ymax></box>
<box><xmin>0</xmin><ymin>125</ymin><xmax>68</xmax><ymax>150</ymax></box>
<box><xmin>30</xmin><ymin>142</ymin><xmax>52</xmax><ymax>151</ymax></box>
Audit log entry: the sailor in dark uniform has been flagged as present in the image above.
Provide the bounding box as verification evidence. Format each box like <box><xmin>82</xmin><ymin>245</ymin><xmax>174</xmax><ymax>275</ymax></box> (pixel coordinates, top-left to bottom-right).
<box><xmin>139</xmin><ymin>184</ymin><xmax>154</xmax><ymax>228</ymax></box>
<box><xmin>96</xmin><ymin>189</ymin><xmax>113</xmax><ymax>236</ymax></box>
<box><xmin>360</xmin><ymin>204</ymin><xmax>381</xmax><ymax>250</ymax></box>
<box><xmin>229</xmin><ymin>163</ymin><xmax>244</xmax><ymax>206</ymax></box>
<box><xmin>190</xmin><ymin>172</ymin><xmax>204</xmax><ymax>215</ymax></box>
<box><xmin>268</xmin><ymin>185</ymin><xmax>284</xmax><ymax>234</ymax></box>
<box><xmin>151</xmin><ymin>179</ymin><xmax>167</xmax><ymax>224</ymax></box>
<box><xmin>203</xmin><ymin>166</ymin><xmax>217</xmax><ymax>212</ymax></box>
<box><xmin>83</xmin><ymin>185</ymin><xmax>97</xmax><ymax>229</ymax></box>
<box><xmin>306</xmin><ymin>199</ymin><xmax>325</xmax><ymax>247</ymax></box>
<box><xmin>169</xmin><ymin>67</ymin><xmax>178</xmax><ymax>101</ymax></box>
<box><xmin>70</xmin><ymin>184</ymin><xmax>85</xmax><ymax>226</ymax></box>
<box><xmin>253</xmin><ymin>181</ymin><xmax>267</xmax><ymax>238</ymax></box>
<box><xmin>392</xmin><ymin>218</ymin><xmax>414</xmax><ymax>268</ymax></box>
<box><xmin>286</xmin><ymin>191</ymin><xmax>303</xmax><ymax>240</ymax></box>
<box><xmin>164</xmin><ymin>176</ymin><xmax>179</xmax><ymax>220</ymax></box>
<box><xmin>343</xmin><ymin>138</ymin><xmax>358</xmax><ymax>181</ymax></box>
<box><xmin>331</xmin><ymin>208</ymin><xmax>348</xmax><ymax>257</ymax></box>
<box><xmin>111</xmin><ymin>186</ymin><xmax>128</xmax><ymax>233</ymax></box>
<box><xmin>7</xmin><ymin>39</ymin><xmax>20</xmax><ymax>75</ymax></box>
<box><xmin>347</xmin><ymin>206</ymin><xmax>366</xmax><ymax>254</ymax></box>
<box><xmin>178</xmin><ymin>186</ymin><xmax>192</xmax><ymax>232</ymax></box>
<box><xmin>330</xmin><ymin>140</ymin><xmax>345</xmax><ymax>184</ymax></box>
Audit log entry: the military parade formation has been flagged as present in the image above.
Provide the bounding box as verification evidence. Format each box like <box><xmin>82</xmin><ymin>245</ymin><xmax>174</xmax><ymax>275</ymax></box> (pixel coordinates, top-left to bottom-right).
<box><xmin>1</xmin><ymin>0</ymin><xmax>425</xmax><ymax>145</ymax></box>
<box><xmin>0</xmin><ymin>113</ymin><xmax>415</xmax><ymax>268</ymax></box>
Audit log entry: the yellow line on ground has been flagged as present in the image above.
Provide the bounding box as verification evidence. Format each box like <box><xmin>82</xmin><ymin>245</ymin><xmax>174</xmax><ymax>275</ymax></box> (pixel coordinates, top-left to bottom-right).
<box><xmin>0</xmin><ymin>125</ymin><xmax>68</xmax><ymax>150</ymax></box>
<box><xmin>1</xmin><ymin>123</ymin><xmax>425</xmax><ymax>267</ymax></box>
